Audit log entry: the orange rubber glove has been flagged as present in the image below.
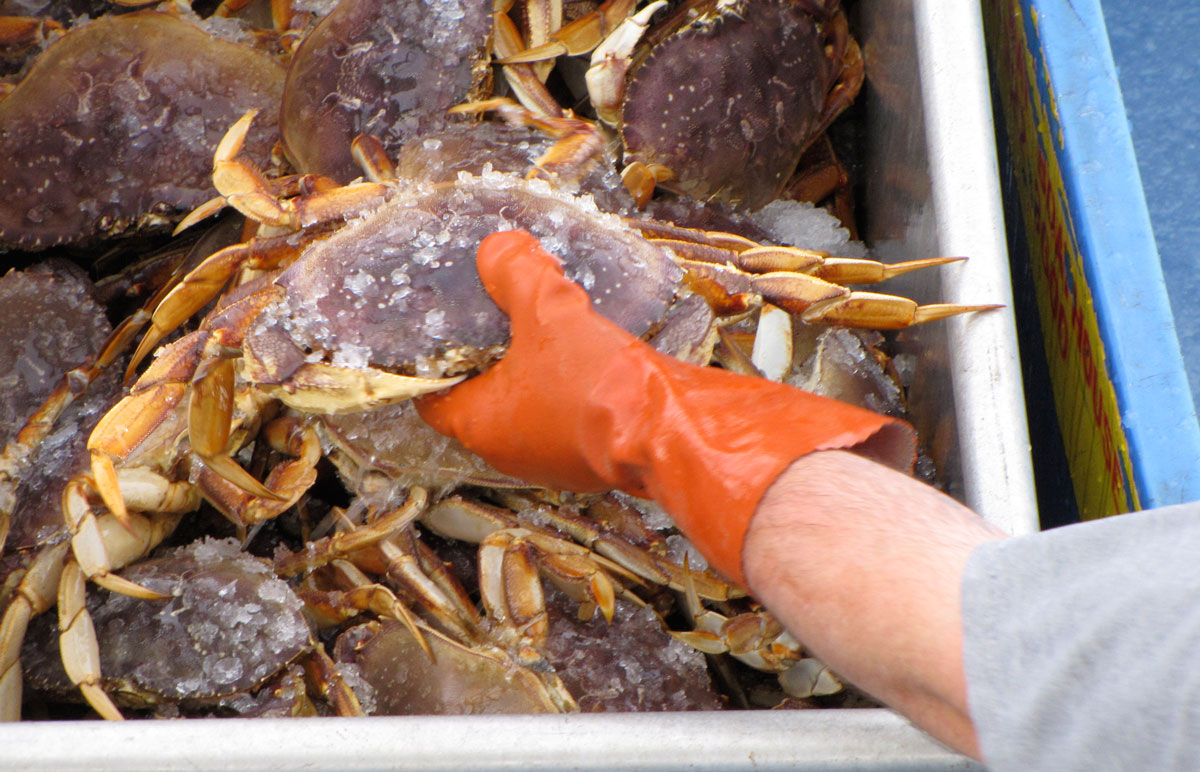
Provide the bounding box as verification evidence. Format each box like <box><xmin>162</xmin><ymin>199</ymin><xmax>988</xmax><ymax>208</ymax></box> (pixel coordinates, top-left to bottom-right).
<box><xmin>416</xmin><ymin>230</ymin><xmax>916</xmax><ymax>585</ymax></box>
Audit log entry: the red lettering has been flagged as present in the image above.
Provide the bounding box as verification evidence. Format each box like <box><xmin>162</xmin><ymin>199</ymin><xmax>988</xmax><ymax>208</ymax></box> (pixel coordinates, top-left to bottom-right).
<box><xmin>1099</xmin><ymin>413</ymin><xmax>1114</xmax><ymax>473</ymax></box>
<box><xmin>1072</xmin><ymin>301</ymin><xmax>1087</xmax><ymax>360</ymax></box>
<box><xmin>1112</xmin><ymin>457</ymin><xmax>1125</xmax><ymax>509</ymax></box>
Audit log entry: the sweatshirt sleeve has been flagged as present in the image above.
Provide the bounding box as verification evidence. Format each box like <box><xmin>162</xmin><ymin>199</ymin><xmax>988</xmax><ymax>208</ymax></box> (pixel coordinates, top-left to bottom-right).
<box><xmin>962</xmin><ymin>501</ymin><xmax>1200</xmax><ymax>771</ymax></box>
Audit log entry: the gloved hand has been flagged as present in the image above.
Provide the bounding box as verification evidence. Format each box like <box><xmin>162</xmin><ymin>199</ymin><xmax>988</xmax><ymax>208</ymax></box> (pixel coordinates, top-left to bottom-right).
<box><xmin>417</xmin><ymin>230</ymin><xmax>916</xmax><ymax>585</ymax></box>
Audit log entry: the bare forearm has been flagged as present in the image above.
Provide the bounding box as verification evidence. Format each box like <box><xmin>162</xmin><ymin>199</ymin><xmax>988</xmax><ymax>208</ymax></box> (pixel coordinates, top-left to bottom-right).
<box><xmin>742</xmin><ymin>449</ymin><xmax>1007</xmax><ymax>758</ymax></box>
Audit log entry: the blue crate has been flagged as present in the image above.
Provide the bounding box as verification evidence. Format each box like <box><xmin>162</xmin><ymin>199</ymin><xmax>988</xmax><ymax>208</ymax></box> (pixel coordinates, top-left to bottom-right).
<box><xmin>985</xmin><ymin>0</ymin><xmax>1200</xmax><ymax>517</ymax></box>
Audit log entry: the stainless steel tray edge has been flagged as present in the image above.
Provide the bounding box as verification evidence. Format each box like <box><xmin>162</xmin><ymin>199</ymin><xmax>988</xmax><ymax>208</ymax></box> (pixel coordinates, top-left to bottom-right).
<box><xmin>861</xmin><ymin>0</ymin><xmax>1037</xmax><ymax>538</ymax></box>
<box><xmin>915</xmin><ymin>0</ymin><xmax>1037</xmax><ymax>538</ymax></box>
<box><xmin>0</xmin><ymin>712</ymin><xmax>984</xmax><ymax>772</ymax></box>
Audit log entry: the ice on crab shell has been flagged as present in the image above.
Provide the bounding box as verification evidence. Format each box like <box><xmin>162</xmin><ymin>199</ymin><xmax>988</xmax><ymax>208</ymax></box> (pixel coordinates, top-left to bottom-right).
<box><xmin>541</xmin><ymin>586</ymin><xmax>722</xmax><ymax>711</ymax></box>
<box><xmin>268</xmin><ymin>174</ymin><xmax>681</xmax><ymax>379</ymax></box>
<box><xmin>21</xmin><ymin>538</ymin><xmax>311</xmax><ymax>706</ymax></box>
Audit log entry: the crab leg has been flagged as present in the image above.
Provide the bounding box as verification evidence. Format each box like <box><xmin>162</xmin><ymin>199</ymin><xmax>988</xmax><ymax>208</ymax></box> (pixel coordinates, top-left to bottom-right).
<box><xmin>0</xmin><ymin>542</ymin><xmax>69</xmax><ymax>722</ymax></box>
<box><xmin>359</xmin><ymin>533</ymin><xmax>484</xmax><ymax>646</ymax></box>
<box><xmin>126</xmin><ymin>234</ymin><xmax>310</xmax><ymax>378</ymax></box>
<box><xmin>669</xmin><ymin>566</ymin><xmax>842</xmax><ymax>698</ymax></box>
<box><xmin>670</xmin><ymin>253</ymin><xmax>1000</xmax><ymax>330</ymax></box>
<box><xmin>302</xmin><ymin>639</ymin><xmax>366</xmax><ymax>716</ymax></box>
<box><xmin>751</xmin><ymin>304</ymin><xmax>794</xmax><ymax>382</ymax></box>
<box><xmin>491</xmin><ymin>491</ymin><xmax>744</xmax><ymax>601</ymax></box>
<box><xmin>820</xmin><ymin>10</ymin><xmax>864</xmax><ymax>133</ymax></box>
<box><xmin>2</xmin><ymin>481</ymin><xmax>180</xmax><ymax>721</ymax></box>
<box><xmin>187</xmin><ymin>353</ymin><xmax>288</xmax><ymax>504</ymax></box>
<box><xmin>0</xmin><ymin>15</ymin><xmax>61</xmax><ymax>47</ymax></box>
<box><xmin>1</xmin><ymin>305</ymin><xmax>154</xmax><ymax>543</ymax></box>
<box><xmin>276</xmin><ymin>492</ymin><xmax>429</xmax><ymax>579</ymax></box>
<box><xmin>331</xmin><ymin>530</ymin><xmax>480</xmax><ymax>648</ymax></box>
<box><xmin>478</xmin><ymin>529</ymin><xmax>549</xmax><ymax>650</ymax></box>
<box><xmin>92</xmin><ymin>324</ymin><xmax>281</xmax><ymax>524</ymax></box>
<box><xmin>350</xmin><ymin>135</ymin><xmax>398</xmax><ymax>182</ymax></box>
<box><xmin>750</xmin><ymin>268</ymin><xmax>1000</xmax><ymax>329</ymax></box>
<box><xmin>63</xmin><ymin>475</ymin><xmax>188</xmax><ymax>599</ymax></box>
<box><xmin>585</xmin><ymin>0</ymin><xmax>667</xmax><ymax>125</ymax></box>
<box><xmin>798</xmin><ymin>292</ymin><xmax>1001</xmax><ymax>329</ymax></box>
<box><xmin>57</xmin><ymin>560</ymin><xmax>123</xmax><ymax>720</ymax></box>
<box><xmin>240</xmin><ymin>356</ymin><xmax>466</xmax><ymax>414</ymax></box>
<box><xmin>244</xmin><ymin>416</ymin><xmax>320</xmax><ymax>523</ymax></box>
<box><xmin>498</xmin><ymin>0</ymin><xmax>638</xmax><ymax>63</ymax></box>
<box><xmin>423</xmin><ymin>498</ymin><xmax>638</xmax><ymax>624</ymax></box>
<box><xmin>90</xmin><ymin>328</ymin><xmax>208</xmax><ymax>527</ymax></box>
<box><xmin>635</xmin><ymin>220</ymin><xmax>970</xmax><ymax>283</ymax></box>
<box><xmin>736</xmin><ymin>249</ymin><xmax>968</xmax><ymax>284</ymax></box>
<box><xmin>497</xmin><ymin>0</ymin><xmax>562</xmax><ymax>82</ymax></box>
<box><xmin>302</xmin><ymin>500</ymin><xmax>482</xmax><ymax>646</ymax></box>
<box><xmin>714</xmin><ymin>326</ymin><xmax>765</xmax><ymax>378</ymax></box>
<box><xmin>451</xmin><ymin>98</ymin><xmax>604</xmax><ymax>181</ymax></box>
<box><xmin>183</xmin><ymin>111</ymin><xmax>390</xmax><ymax>233</ymax></box>
<box><xmin>211</xmin><ymin>0</ymin><xmax>295</xmax><ymax>32</ymax></box>
<box><xmin>490</xmin><ymin>15</ymin><xmax>567</xmax><ymax>118</ymax></box>
<box><xmin>189</xmin><ymin>416</ymin><xmax>322</xmax><ymax>530</ymax></box>
<box><xmin>627</xmin><ymin>218</ymin><xmax>1005</xmax><ymax>327</ymax></box>
<box><xmin>305</xmin><ymin>559</ymin><xmax>433</xmax><ymax>661</ymax></box>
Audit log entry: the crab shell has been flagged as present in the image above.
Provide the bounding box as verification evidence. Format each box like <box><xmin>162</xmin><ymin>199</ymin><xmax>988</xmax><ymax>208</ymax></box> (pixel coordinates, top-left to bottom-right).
<box><xmin>280</xmin><ymin>0</ymin><xmax>494</xmax><ymax>181</ymax></box>
<box><xmin>392</xmin><ymin>121</ymin><xmax>638</xmax><ymax>216</ymax></box>
<box><xmin>0</xmin><ymin>263</ymin><xmax>120</xmax><ymax>559</ymax></box>
<box><xmin>243</xmin><ymin>172</ymin><xmax>684</xmax><ymax>386</ymax></box>
<box><xmin>0</xmin><ymin>9</ymin><xmax>284</xmax><ymax>249</ymax></box>
<box><xmin>20</xmin><ymin>538</ymin><xmax>311</xmax><ymax>710</ymax></box>
<box><xmin>620</xmin><ymin>0</ymin><xmax>858</xmax><ymax>209</ymax></box>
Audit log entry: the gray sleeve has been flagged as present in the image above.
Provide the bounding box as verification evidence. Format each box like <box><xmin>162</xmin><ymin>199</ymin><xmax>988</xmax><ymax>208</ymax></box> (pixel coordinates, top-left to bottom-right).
<box><xmin>962</xmin><ymin>501</ymin><xmax>1200</xmax><ymax>771</ymax></box>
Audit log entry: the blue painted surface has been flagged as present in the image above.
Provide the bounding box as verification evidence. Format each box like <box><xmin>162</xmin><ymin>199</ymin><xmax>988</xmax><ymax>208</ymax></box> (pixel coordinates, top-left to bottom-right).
<box><xmin>1101</xmin><ymin>1</ymin><xmax>1200</xmax><ymax>401</ymax></box>
<box><xmin>1032</xmin><ymin>1</ymin><xmax>1200</xmax><ymax>506</ymax></box>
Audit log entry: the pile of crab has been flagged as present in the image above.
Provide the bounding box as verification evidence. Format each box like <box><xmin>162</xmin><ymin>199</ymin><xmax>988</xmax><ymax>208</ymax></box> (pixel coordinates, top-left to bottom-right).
<box><xmin>0</xmin><ymin>0</ymin><xmax>992</xmax><ymax>719</ymax></box>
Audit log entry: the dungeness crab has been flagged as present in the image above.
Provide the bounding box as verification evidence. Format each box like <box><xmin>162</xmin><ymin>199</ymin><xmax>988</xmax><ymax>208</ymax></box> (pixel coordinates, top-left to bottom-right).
<box><xmin>503</xmin><ymin>0</ymin><xmax>862</xmax><ymax>209</ymax></box>
<box><xmin>0</xmin><ymin>7</ymin><xmax>285</xmax><ymax>249</ymax></box>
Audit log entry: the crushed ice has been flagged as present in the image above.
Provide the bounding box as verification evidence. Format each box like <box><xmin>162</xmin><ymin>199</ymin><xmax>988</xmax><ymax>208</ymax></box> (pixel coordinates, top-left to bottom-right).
<box><xmin>751</xmin><ymin>200</ymin><xmax>867</xmax><ymax>258</ymax></box>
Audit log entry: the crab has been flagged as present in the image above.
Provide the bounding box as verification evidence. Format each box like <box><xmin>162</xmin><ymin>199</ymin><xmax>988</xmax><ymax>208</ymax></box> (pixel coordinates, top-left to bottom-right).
<box><xmin>332</xmin><ymin>582</ymin><xmax>725</xmax><ymax>714</ymax></box>
<box><xmin>333</xmin><ymin>617</ymin><xmax>574</xmax><ymax>715</ymax></box>
<box><xmin>501</xmin><ymin>0</ymin><xmax>863</xmax><ymax>210</ymax></box>
<box><xmin>0</xmin><ymin>272</ymin><xmax>179</xmax><ymax>721</ymax></box>
<box><xmin>19</xmin><ymin>537</ymin><xmax>364</xmax><ymax>717</ymax></box>
<box><xmin>273</xmin><ymin>410</ymin><xmax>736</xmax><ymax>711</ymax></box>
<box><xmin>276</xmin><ymin>0</ymin><xmax>568</xmax><ymax>183</ymax></box>
<box><xmin>619</xmin><ymin>0</ymin><xmax>862</xmax><ymax>209</ymax></box>
<box><xmin>0</xmin><ymin>6</ymin><xmax>285</xmax><ymax>250</ymax></box>
<box><xmin>271</xmin><ymin>483</ymin><xmax>588</xmax><ymax>714</ymax></box>
<box><xmin>0</xmin><ymin>265</ymin><xmax>112</xmax><ymax>517</ymax></box>
<box><xmin>308</xmin><ymin>401</ymin><xmax>835</xmax><ymax>702</ymax></box>
<box><xmin>0</xmin><ymin>264</ymin><xmax>332</xmax><ymax>720</ymax></box>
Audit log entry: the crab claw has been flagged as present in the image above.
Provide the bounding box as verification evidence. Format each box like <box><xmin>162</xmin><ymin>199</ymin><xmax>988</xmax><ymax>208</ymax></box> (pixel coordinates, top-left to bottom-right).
<box><xmin>243</xmin><ymin>357</ymin><xmax>467</xmax><ymax>414</ymax></box>
<box><xmin>585</xmin><ymin>0</ymin><xmax>667</xmax><ymax>126</ymax></box>
<box><xmin>63</xmin><ymin>476</ymin><xmax>187</xmax><ymax>600</ymax></box>
<box><xmin>497</xmin><ymin>0</ymin><xmax>638</xmax><ymax>63</ymax></box>
<box><xmin>89</xmin><ymin>453</ymin><xmax>130</xmax><ymax>531</ymax></box>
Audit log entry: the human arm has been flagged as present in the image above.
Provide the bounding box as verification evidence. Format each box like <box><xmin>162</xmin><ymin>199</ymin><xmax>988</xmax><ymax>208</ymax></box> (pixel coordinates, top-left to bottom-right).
<box><xmin>746</xmin><ymin>449</ymin><xmax>1006</xmax><ymax>758</ymax></box>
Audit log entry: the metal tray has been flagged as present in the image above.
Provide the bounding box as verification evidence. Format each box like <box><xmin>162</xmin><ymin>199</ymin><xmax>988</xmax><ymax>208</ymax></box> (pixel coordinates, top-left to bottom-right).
<box><xmin>0</xmin><ymin>0</ymin><xmax>1034</xmax><ymax>768</ymax></box>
